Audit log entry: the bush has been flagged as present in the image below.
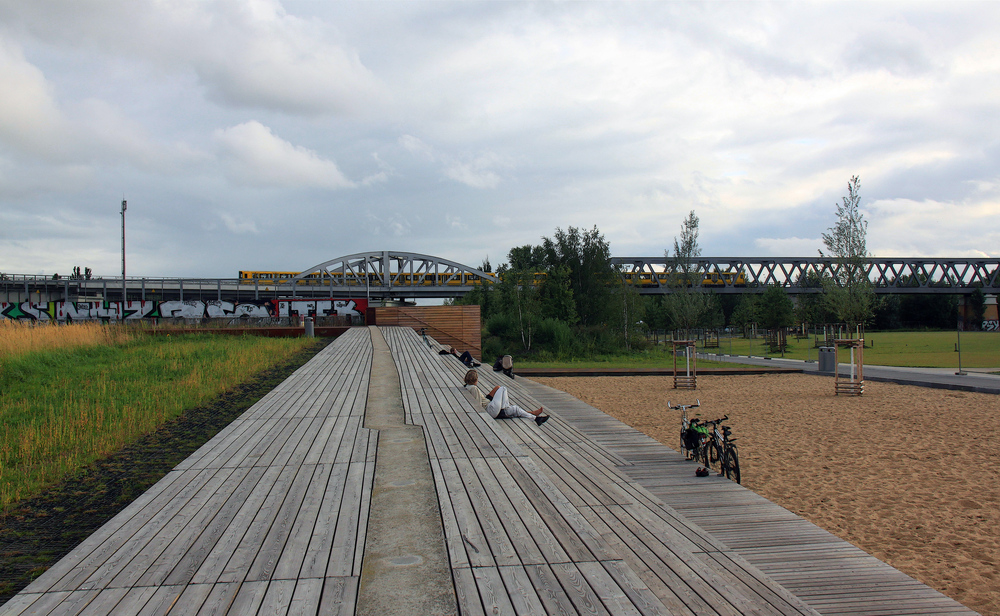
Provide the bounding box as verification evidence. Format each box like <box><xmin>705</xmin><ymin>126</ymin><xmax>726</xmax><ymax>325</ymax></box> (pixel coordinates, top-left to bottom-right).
<box><xmin>533</xmin><ymin>318</ymin><xmax>576</xmax><ymax>356</ymax></box>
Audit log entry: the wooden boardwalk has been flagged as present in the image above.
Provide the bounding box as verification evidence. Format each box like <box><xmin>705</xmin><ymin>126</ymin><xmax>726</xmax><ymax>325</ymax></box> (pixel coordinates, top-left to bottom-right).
<box><xmin>0</xmin><ymin>326</ymin><xmax>979</xmax><ymax>615</ymax></box>
<box><xmin>3</xmin><ymin>328</ymin><xmax>375</xmax><ymax>616</ymax></box>
<box><xmin>518</xmin><ymin>381</ymin><xmax>980</xmax><ymax>616</ymax></box>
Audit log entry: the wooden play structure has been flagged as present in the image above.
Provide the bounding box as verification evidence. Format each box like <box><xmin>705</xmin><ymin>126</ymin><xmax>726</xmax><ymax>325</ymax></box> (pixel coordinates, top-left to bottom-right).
<box><xmin>834</xmin><ymin>338</ymin><xmax>864</xmax><ymax>396</ymax></box>
<box><xmin>672</xmin><ymin>340</ymin><xmax>697</xmax><ymax>389</ymax></box>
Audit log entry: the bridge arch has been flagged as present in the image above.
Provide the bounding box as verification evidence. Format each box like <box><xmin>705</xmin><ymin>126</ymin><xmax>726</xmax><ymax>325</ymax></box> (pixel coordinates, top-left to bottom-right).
<box><xmin>294</xmin><ymin>251</ymin><xmax>497</xmax><ymax>299</ymax></box>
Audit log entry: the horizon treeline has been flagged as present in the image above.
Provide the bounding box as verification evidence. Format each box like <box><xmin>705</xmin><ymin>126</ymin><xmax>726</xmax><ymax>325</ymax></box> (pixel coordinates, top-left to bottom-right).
<box><xmin>454</xmin><ymin>223</ymin><xmax>967</xmax><ymax>361</ymax></box>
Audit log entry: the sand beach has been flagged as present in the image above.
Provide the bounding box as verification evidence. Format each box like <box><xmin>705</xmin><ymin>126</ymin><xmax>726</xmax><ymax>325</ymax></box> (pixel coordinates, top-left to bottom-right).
<box><xmin>534</xmin><ymin>373</ymin><xmax>1000</xmax><ymax>616</ymax></box>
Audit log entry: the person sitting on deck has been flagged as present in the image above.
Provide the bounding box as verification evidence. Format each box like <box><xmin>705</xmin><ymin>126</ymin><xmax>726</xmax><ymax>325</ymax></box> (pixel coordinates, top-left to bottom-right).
<box><xmin>463</xmin><ymin>370</ymin><xmax>548</xmax><ymax>426</ymax></box>
<box><xmin>440</xmin><ymin>346</ymin><xmax>481</xmax><ymax>368</ymax></box>
<box><xmin>492</xmin><ymin>354</ymin><xmax>515</xmax><ymax>378</ymax></box>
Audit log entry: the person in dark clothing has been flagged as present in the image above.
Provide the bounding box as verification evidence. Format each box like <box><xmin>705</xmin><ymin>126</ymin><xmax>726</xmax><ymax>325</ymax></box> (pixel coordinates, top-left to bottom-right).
<box><xmin>492</xmin><ymin>354</ymin><xmax>514</xmax><ymax>378</ymax></box>
<box><xmin>440</xmin><ymin>346</ymin><xmax>481</xmax><ymax>368</ymax></box>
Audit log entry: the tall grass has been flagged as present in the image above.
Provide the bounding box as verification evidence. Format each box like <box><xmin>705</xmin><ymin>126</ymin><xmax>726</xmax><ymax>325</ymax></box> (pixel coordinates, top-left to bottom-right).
<box><xmin>0</xmin><ymin>330</ymin><xmax>313</xmax><ymax>510</ymax></box>
<box><xmin>0</xmin><ymin>321</ymin><xmax>133</xmax><ymax>360</ymax></box>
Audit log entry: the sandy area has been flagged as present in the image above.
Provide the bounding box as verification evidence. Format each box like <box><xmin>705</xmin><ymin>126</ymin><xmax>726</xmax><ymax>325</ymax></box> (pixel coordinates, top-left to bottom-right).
<box><xmin>534</xmin><ymin>374</ymin><xmax>999</xmax><ymax>616</ymax></box>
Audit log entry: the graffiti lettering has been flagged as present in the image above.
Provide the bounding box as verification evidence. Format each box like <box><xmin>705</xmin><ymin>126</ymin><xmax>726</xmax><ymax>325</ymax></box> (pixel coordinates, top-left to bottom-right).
<box><xmin>0</xmin><ymin>299</ymin><xmax>367</xmax><ymax>321</ymax></box>
<box><xmin>984</xmin><ymin>320</ymin><xmax>999</xmax><ymax>332</ymax></box>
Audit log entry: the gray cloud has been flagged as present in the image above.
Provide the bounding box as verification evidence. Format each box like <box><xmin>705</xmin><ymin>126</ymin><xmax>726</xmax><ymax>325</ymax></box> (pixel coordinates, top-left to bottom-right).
<box><xmin>1</xmin><ymin>1</ymin><xmax>998</xmax><ymax>278</ymax></box>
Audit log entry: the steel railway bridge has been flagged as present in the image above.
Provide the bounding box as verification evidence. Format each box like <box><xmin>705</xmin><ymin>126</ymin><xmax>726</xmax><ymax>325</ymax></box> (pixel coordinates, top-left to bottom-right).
<box><xmin>2</xmin><ymin>251</ymin><xmax>998</xmax><ymax>304</ymax></box>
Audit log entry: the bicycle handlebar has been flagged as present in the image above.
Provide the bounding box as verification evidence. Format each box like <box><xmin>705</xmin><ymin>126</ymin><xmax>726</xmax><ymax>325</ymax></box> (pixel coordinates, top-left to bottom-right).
<box><xmin>667</xmin><ymin>398</ymin><xmax>700</xmax><ymax>410</ymax></box>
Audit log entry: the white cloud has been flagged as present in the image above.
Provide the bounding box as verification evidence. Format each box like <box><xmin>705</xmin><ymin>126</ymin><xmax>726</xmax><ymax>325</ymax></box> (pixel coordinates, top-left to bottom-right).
<box><xmin>444</xmin><ymin>154</ymin><xmax>504</xmax><ymax>189</ymax></box>
<box><xmin>214</xmin><ymin>121</ymin><xmax>354</xmax><ymax>189</ymax></box>
<box><xmin>219</xmin><ymin>212</ymin><xmax>258</xmax><ymax>235</ymax></box>
<box><xmin>399</xmin><ymin>135</ymin><xmax>508</xmax><ymax>189</ymax></box>
<box><xmin>754</xmin><ymin>237</ymin><xmax>822</xmax><ymax>257</ymax></box>
<box><xmin>399</xmin><ymin>135</ymin><xmax>436</xmax><ymax>160</ymax></box>
<box><xmin>868</xmin><ymin>198</ymin><xmax>1000</xmax><ymax>258</ymax></box>
<box><xmin>0</xmin><ymin>0</ymin><xmax>384</xmax><ymax>115</ymax></box>
<box><xmin>0</xmin><ymin>38</ymin><xmax>68</xmax><ymax>159</ymax></box>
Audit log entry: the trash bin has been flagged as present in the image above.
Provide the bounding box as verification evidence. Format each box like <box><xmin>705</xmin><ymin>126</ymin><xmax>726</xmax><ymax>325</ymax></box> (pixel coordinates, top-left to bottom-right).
<box><xmin>304</xmin><ymin>316</ymin><xmax>315</xmax><ymax>338</ymax></box>
<box><xmin>817</xmin><ymin>346</ymin><xmax>836</xmax><ymax>373</ymax></box>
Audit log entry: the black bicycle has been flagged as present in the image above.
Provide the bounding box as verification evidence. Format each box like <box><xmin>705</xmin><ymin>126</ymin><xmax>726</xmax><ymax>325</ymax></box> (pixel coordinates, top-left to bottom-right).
<box><xmin>702</xmin><ymin>415</ymin><xmax>728</xmax><ymax>466</ymax></box>
<box><xmin>714</xmin><ymin>423</ymin><xmax>740</xmax><ymax>484</ymax></box>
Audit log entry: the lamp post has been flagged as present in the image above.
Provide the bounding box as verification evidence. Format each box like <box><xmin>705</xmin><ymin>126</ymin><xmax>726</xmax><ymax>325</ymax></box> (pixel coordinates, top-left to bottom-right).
<box><xmin>121</xmin><ymin>198</ymin><xmax>127</xmax><ymax>303</ymax></box>
<box><xmin>956</xmin><ymin>314</ymin><xmax>967</xmax><ymax>376</ymax></box>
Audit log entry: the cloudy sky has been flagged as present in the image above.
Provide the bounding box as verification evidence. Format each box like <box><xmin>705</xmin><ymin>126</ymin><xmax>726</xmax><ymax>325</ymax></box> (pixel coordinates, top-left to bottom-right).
<box><xmin>1</xmin><ymin>0</ymin><xmax>997</xmax><ymax>278</ymax></box>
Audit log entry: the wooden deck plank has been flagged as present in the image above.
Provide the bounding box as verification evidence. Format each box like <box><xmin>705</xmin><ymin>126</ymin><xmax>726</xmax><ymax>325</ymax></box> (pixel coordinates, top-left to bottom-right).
<box><xmin>298</xmin><ymin>463</ymin><xmax>350</xmax><ymax>579</ymax></box>
<box><xmin>106</xmin><ymin>587</ymin><xmax>159</xmax><ymax>616</ymax></box>
<box><xmin>472</xmin><ymin>567</ymin><xmax>517</xmax><ymax>616</ymax></box>
<box><xmin>452</xmin><ymin>568</ymin><xmax>486</xmax><ymax>616</ymax></box>
<box><xmin>317</xmin><ymin>577</ymin><xmax>359</xmax><ymax>616</ymax></box>
<box><xmin>245</xmin><ymin>463</ymin><xmax>319</xmax><ymax>583</ymax></box>
<box><xmin>131</xmin><ymin>466</ymin><xmax>249</xmax><ymax>587</ymax></box>
<box><xmin>326</xmin><ymin>460</ymin><xmax>370</xmax><ymax>578</ymax></box>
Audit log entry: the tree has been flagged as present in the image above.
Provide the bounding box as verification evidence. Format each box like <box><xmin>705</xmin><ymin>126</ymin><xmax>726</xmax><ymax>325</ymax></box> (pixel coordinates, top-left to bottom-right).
<box><xmin>794</xmin><ymin>270</ymin><xmax>837</xmax><ymax>325</ymax></box>
<box><xmin>537</xmin><ymin>264</ymin><xmax>577</xmax><ymax>325</ymax></box>
<box><xmin>758</xmin><ymin>285</ymin><xmax>795</xmax><ymax>330</ymax></box>
<box><xmin>820</xmin><ymin>176</ymin><xmax>875</xmax><ymax>326</ymax></box>
<box><xmin>540</xmin><ymin>226</ymin><xmax>615</xmax><ymax>326</ymax></box>
<box><xmin>665</xmin><ymin>210</ymin><xmax>712</xmax><ymax>335</ymax></box>
<box><xmin>730</xmin><ymin>293</ymin><xmax>758</xmax><ymax>332</ymax></box>
<box><xmin>614</xmin><ymin>264</ymin><xmax>645</xmax><ymax>351</ymax></box>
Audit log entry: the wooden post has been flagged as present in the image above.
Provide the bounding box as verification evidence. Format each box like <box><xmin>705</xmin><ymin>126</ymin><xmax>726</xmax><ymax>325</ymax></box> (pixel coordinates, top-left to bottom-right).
<box><xmin>672</xmin><ymin>339</ymin><xmax>697</xmax><ymax>389</ymax></box>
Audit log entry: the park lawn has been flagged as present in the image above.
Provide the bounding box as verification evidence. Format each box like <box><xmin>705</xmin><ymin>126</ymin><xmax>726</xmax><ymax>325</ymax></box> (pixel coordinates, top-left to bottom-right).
<box><xmin>0</xmin><ymin>331</ymin><xmax>315</xmax><ymax>510</ymax></box>
<box><xmin>713</xmin><ymin>331</ymin><xmax>998</xmax><ymax>368</ymax></box>
<box><xmin>518</xmin><ymin>331</ymin><xmax>999</xmax><ymax>370</ymax></box>
<box><xmin>518</xmin><ymin>350</ymin><xmax>740</xmax><ymax>370</ymax></box>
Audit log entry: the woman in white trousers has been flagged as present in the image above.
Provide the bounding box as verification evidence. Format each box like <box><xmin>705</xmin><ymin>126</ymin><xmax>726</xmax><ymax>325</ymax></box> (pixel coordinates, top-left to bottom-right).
<box><xmin>463</xmin><ymin>370</ymin><xmax>549</xmax><ymax>425</ymax></box>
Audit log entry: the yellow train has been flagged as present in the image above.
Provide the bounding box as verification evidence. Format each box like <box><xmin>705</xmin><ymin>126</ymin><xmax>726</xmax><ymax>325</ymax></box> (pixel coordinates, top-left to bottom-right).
<box><xmin>622</xmin><ymin>270</ymin><xmax>747</xmax><ymax>287</ymax></box>
<box><xmin>238</xmin><ymin>269</ymin><xmax>746</xmax><ymax>287</ymax></box>
<box><xmin>237</xmin><ymin>270</ymin><xmax>496</xmax><ymax>286</ymax></box>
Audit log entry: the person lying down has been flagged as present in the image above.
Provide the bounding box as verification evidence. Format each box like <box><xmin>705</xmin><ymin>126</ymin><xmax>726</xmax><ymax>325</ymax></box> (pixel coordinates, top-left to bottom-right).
<box><xmin>462</xmin><ymin>370</ymin><xmax>549</xmax><ymax>426</ymax></box>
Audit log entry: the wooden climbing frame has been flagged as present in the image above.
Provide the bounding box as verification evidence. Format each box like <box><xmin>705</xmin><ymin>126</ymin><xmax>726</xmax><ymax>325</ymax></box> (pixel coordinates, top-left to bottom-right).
<box><xmin>672</xmin><ymin>340</ymin><xmax>697</xmax><ymax>389</ymax></box>
<box><xmin>834</xmin><ymin>338</ymin><xmax>864</xmax><ymax>396</ymax></box>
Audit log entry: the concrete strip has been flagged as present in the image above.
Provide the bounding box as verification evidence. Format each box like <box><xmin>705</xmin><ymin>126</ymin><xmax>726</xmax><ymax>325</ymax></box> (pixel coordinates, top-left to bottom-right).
<box><xmin>357</xmin><ymin>326</ymin><xmax>457</xmax><ymax>616</ymax></box>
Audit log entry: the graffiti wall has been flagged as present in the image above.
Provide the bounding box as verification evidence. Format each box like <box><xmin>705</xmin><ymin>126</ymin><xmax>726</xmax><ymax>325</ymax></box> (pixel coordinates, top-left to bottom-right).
<box><xmin>0</xmin><ymin>299</ymin><xmax>368</xmax><ymax>321</ymax></box>
<box><xmin>984</xmin><ymin>320</ymin><xmax>999</xmax><ymax>332</ymax></box>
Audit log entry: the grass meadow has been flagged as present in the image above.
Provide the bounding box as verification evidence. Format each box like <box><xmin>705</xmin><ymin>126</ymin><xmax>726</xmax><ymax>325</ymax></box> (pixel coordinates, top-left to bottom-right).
<box><xmin>711</xmin><ymin>330</ymin><xmax>999</xmax><ymax>368</ymax></box>
<box><xmin>0</xmin><ymin>322</ymin><xmax>315</xmax><ymax>510</ymax></box>
<box><xmin>519</xmin><ymin>330</ymin><xmax>999</xmax><ymax>370</ymax></box>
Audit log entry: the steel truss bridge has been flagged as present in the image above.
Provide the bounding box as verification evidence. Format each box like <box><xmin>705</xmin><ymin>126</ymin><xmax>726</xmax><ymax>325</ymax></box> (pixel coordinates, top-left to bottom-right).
<box><xmin>2</xmin><ymin>252</ymin><xmax>998</xmax><ymax>304</ymax></box>
<box><xmin>608</xmin><ymin>256</ymin><xmax>1000</xmax><ymax>295</ymax></box>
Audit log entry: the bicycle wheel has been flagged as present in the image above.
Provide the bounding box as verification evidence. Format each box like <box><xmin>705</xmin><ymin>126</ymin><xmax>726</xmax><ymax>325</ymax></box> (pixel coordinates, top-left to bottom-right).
<box><xmin>708</xmin><ymin>441</ymin><xmax>721</xmax><ymax>466</ymax></box>
<box><xmin>700</xmin><ymin>441</ymin><xmax>711</xmax><ymax>466</ymax></box>
<box><xmin>725</xmin><ymin>444</ymin><xmax>741</xmax><ymax>484</ymax></box>
<box><xmin>717</xmin><ymin>445</ymin><xmax>729</xmax><ymax>476</ymax></box>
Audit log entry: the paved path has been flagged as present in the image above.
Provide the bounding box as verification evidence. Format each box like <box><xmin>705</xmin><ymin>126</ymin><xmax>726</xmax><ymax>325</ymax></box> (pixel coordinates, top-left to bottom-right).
<box><xmin>697</xmin><ymin>353</ymin><xmax>1000</xmax><ymax>394</ymax></box>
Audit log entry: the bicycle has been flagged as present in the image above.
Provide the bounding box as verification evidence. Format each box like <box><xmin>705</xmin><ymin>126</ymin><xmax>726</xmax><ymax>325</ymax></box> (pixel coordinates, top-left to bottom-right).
<box><xmin>701</xmin><ymin>414</ymin><xmax>729</xmax><ymax>467</ymax></box>
<box><xmin>670</xmin><ymin>400</ymin><xmax>709</xmax><ymax>465</ymax></box>
<box><xmin>714</xmin><ymin>423</ymin><xmax>741</xmax><ymax>484</ymax></box>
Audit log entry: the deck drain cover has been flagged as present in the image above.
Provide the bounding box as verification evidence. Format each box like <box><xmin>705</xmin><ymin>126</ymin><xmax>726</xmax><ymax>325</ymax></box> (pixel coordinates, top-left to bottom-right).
<box><xmin>387</xmin><ymin>555</ymin><xmax>422</xmax><ymax>566</ymax></box>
